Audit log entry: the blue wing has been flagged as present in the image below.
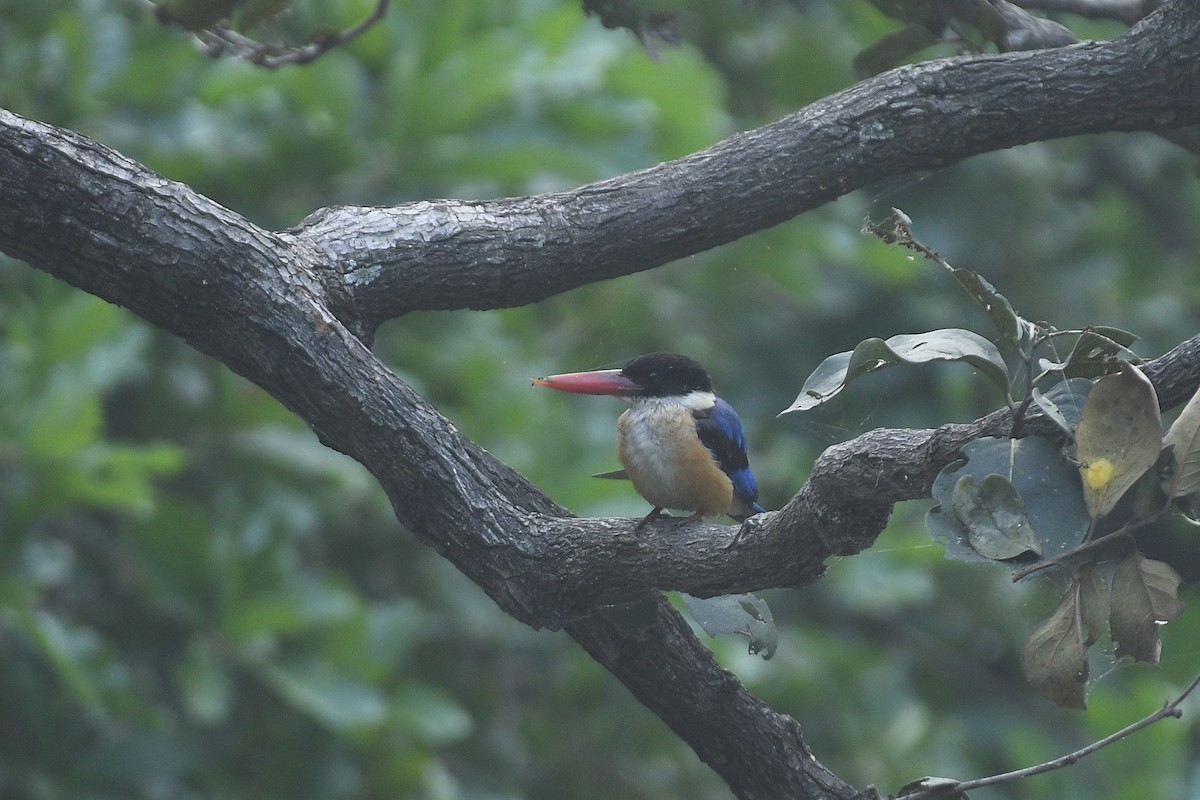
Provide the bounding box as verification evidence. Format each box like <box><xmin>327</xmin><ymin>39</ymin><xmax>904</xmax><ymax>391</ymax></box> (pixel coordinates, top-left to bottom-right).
<box><xmin>695</xmin><ymin>398</ymin><xmax>762</xmax><ymax>511</ymax></box>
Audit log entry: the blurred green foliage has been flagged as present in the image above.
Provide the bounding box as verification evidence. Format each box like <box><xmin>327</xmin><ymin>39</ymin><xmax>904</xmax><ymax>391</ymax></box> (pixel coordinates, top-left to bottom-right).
<box><xmin>2</xmin><ymin>1</ymin><xmax>1200</xmax><ymax>798</ymax></box>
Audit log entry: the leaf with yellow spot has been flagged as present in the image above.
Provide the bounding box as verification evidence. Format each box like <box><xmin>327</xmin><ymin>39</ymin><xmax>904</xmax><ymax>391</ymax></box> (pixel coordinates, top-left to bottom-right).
<box><xmin>1075</xmin><ymin>362</ymin><xmax>1161</xmax><ymax>519</ymax></box>
<box><xmin>1083</xmin><ymin>458</ymin><xmax>1115</xmax><ymax>491</ymax></box>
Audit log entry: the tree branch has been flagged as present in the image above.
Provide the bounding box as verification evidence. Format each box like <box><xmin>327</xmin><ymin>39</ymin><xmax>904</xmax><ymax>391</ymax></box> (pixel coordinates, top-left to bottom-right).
<box><xmin>0</xmin><ymin>105</ymin><xmax>861</xmax><ymax>798</ymax></box>
<box><xmin>3</xmin><ymin>5</ymin><xmax>1200</xmax><ymax>796</ymax></box>
<box><xmin>566</xmin><ymin>600</ymin><xmax>856</xmax><ymax>800</ymax></box>
<box><xmin>287</xmin><ymin>0</ymin><xmax>1200</xmax><ymax>337</ymax></box>
<box><xmin>5</xmin><ymin>102</ymin><xmax>1200</xmax><ymax>797</ymax></box>
<box><xmin>194</xmin><ymin>0</ymin><xmax>389</xmax><ymax>67</ymax></box>
<box><xmin>898</xmin><ymin>670</ymin><xmax>1200</xmax><ymax>798</ymax></box>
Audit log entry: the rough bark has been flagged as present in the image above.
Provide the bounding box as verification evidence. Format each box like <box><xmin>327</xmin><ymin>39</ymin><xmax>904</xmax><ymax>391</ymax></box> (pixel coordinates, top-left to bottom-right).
<box><xmin>2</xmin><ymin>3</ymin><xmax>1200</xmax><ymax>797</ymax></box>
<box><xmin>286</xmin><ymin>0</ymin><xmax>1200</xmax><ymax>338</ymax></box>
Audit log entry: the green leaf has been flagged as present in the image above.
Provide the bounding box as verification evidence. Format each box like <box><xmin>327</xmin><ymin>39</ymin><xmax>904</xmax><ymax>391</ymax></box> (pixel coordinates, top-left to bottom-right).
<box><xmin>1110</xmin><ymin>552</ymin><xmax>1184</xmax><ymax>665</ymax></box>
<box><xmin>951</xmin><ymin>474</ymin><xmax>1041</xmax><ymax>560</ymax></box>
<box><xmin>256</xmin><ymin>658</ymin><xmax>387</xmax><ymax>732</ymax></box>
<box><xmin>782</xmin><ymin>329</ymin><xmax>1009</xmax><ymax>414</ymax></box>
<box><xmin>1022</xmin><ymin>579</ymin><xmax>1089</xmax><ymax>710</ymax></box>
<box><xmin>19</xmin><ymin>610</ymin><xmax>108</xmax><ymax>718</ymax></box>
<box><xmin>1031</xmin><ymin>378</ymin><xmax>1093</xmax><ymax>438</ymax></box>
<box><xmin>1068</xmin><ymin>326</ymin><xmax>1140</xmax><ymax>359</ymax></box>
<box><xmin>1162</xmin><ymin>386</ymin><xmax>1200</xmax><ymax>499</ymax></box>
<box><xmin>1075</xmin><ymin>362</ymin><xmax>1162</xmax><ymax>518</ymax></box>
<box><xmin>945</xmin><ymin>266</ymin><xmax>1023</xmax><ymax>343</ymax></box>
<box><xmin>364</xmin><ymin>600</ymin><xmax>428</xmax><ymax>667</ymax></box>
<box><xmin>681</xmin><ymin>592</ymin><xmax>777</xmax><ymax>659</ymax></box>
<box><xmin>1063</xmin><ymin>326</ymin><xmax>1139</xmax><ymax>379</ymax></box>
<box><xmin>928</xmin><ymin>437</ymin><xmax>1089</xmax><ymax>564</ymax></box>
<box><xmin>1058</xmin><ymin>358</ymin><xmax>1124</xmax><ymax>381</ymax></box>
<box><xmin>176</xmin><ymin>636</ymin><xmax>233</xmax><ymax>725</ymax></box>
<box><xmin>66</xmin><ymin>441</ymin><xmax>186</xmax><ymax>514</ymax></box>
<box><xmin>392</xmin><ymin>684</ymin><xmax>474</xmax><ymax>746</ymax></box>
<box><xmin>227</xmin><ymin>580</ymin><xmax>359</xmax><ymax>642</ymax></box>
<box><xmin>23</xmin><ymin>384</ymin><xmax>102</xmax><ymax>455</ymax></box>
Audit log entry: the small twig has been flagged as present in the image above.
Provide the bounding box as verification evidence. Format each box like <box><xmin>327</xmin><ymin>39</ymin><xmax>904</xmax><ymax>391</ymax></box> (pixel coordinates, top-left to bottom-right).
<box><xmin>863</xmin><ymin>209</ymin><xmax>1022</xmax><ymax>418</ymax></box>
<box><xmin>897</xmin><ymin>671</ymin><xmax>1200</xmax><ymax>799</ymax></box>
<box><xmin>195</xmin><ymin>0</ymin><xmax>388</xmax><ymax>68</ymax></box>
<box><xmin>1010</xmin><ymin>344</ymin><xmax>1039</xmax><ymax>438</ymax></box>
<box><xmin>863</xmin><ymin>209</ymin><xmax>943</xmax><ymax>264</ymax></box>
<box><xmin>1010</xmin><ymin>507</ymin><xmax>1167</xmax><ymax>581</ymax></box>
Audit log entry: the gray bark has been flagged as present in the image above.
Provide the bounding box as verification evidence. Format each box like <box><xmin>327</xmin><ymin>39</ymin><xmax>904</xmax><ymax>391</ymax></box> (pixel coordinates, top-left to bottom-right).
<box><xmin>2</xmin><ymin>3</ymin><xmax>1199</xmax><ymax>796</ymax></box>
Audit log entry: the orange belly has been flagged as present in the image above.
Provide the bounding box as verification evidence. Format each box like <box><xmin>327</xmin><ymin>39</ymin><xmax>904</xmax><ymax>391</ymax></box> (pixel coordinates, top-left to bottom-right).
<box><xmin>616</xmin><ymin>407</ymin><xmax>734</xmax><ymax>517</ymax></box>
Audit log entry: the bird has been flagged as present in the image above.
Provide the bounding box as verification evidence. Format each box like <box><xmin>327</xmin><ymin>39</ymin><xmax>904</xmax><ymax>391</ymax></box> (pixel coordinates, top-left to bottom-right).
<box><xmin>533</xmin><ymin>352</ymin><xmax>766</xmax><ymax>526</ymax></box>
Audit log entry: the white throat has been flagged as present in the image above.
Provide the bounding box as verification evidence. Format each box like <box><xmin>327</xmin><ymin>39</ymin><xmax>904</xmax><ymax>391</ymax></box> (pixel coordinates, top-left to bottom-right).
<box><xmin>626</xmin><ymin>390</ymin><xmax>715</xmax><ymax>411</ymax></box>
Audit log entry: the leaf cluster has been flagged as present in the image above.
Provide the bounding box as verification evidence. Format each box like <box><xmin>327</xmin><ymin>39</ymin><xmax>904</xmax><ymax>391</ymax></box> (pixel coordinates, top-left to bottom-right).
<box><xmin>787</xmin><ymin>211</ymin><xmax>1194</xmax><ymax>710</ymax></box>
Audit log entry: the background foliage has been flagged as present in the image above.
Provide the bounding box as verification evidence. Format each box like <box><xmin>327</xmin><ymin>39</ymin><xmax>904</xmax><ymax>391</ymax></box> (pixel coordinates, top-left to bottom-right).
<box><xmin>2</xmin><ymin>1</ymin><xmax>1199</xmax><ymax>798</ymax></box>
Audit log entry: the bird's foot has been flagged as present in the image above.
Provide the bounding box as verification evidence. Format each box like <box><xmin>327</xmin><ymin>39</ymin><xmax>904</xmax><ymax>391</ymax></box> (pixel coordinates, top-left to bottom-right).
<box><xmin>635</xmin><ymin>507</ymin><xmax>666</xmax><ymax>530</ymax></box>
<box><xmin>635</xmin><ymin>508</ymin><xmax>707</xmax><ymax>529</ymax></box>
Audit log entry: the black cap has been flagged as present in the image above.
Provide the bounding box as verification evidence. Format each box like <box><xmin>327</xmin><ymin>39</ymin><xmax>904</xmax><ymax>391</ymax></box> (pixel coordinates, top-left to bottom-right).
<box><xmin>620</xmin><ymin>353</ymin><xmax>713</xmax><ymax>397</ymax></box>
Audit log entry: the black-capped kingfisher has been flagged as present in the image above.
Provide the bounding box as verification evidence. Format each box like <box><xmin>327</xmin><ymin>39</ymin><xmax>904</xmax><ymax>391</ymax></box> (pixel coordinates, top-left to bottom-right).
<box><xmin>533</xmin><ymin>352</ymin><xmax>766</xmax><ymax>525</ymax></box>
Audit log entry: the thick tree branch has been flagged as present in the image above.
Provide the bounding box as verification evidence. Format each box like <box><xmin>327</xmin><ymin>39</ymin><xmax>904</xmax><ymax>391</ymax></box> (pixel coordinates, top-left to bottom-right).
<box><xmin>288</xmin><ymin>0</ymin><xmax>1200</xmax><ymax>337</ymax></box>
<box><xmin>512</xmin><ymin>332</ymin><xmax>1200</xmax><ymax>618</ymax></box>
<box><xmin>0</xmin><ymin>107</ymin><xmax>861</xmax><ymax>799</ymax></box>
<box><xmin>3</xmin><ymin>5</ymin><xmax>1200</xmax><ymax>796</ymax></box>
<box><xmin>566</xmin><ymin>603</ymin><xmax>854</xmax><ymax>800</ymax></box>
